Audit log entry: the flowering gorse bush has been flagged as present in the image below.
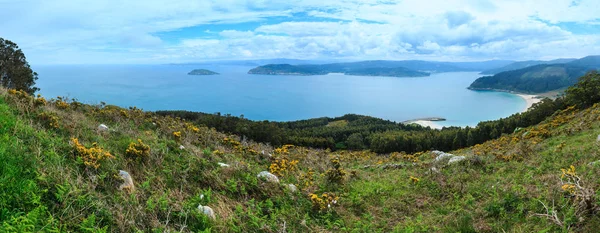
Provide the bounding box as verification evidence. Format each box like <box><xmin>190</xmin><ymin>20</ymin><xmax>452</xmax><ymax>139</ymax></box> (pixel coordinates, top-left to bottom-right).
<box><xmin>37</xmin><ymin>112</ymin><xmax>59</xmax><ymax>129</ymax></box>
<box><xmin>325</xmin><ymin>156</ymin><xmax>346</xmax><ymax>184</ymax></box>
<box><xmin>274</xmin><ymin>144</ymin><xmax>294</xmax><ymax>154</ymax></box>
<box><xmin>71</xmin><ymin>138</ymin><xmax>114</xmax><ymax>169</ymax></box>
<box><xmin>309</xmin><ymin>192</ymin><xmax>339</xmax><ymax>212</ymax></box>
<box><xmin>126</xmin><ymin>139</ymin><xmax>151</xmax><ymax>158</ymax></box>
<box><xmin>269</xmin><ymin>158</ymin><xmax>299</xmax><ymax>177</ymax></box>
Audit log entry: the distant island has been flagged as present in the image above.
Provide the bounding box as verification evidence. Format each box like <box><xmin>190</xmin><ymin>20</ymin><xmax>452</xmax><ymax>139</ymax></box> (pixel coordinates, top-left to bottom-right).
<box><xmin>248</xmin><ymin>62</ymin><xmax>430</xmax><ymax>77</ymax></box>
<box><xmin>188</xmin><ymin>69</ymin><xmax>219</xmax><ymax>75</ymax></box>
<box><xmin>469</xmin><ymin>56</ymin><xmax>600</xmax><ymax>94</ymax></box>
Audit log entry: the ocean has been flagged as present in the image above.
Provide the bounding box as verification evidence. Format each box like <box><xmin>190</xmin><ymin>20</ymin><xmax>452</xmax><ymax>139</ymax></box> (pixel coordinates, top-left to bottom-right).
<box><xmin>33</xmin><ymin>64</ymin><xmax>525</xmax><ymax>127</ymax></box>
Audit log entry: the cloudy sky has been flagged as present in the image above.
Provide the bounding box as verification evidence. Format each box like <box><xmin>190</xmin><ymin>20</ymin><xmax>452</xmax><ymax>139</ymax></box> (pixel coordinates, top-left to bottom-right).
<box><xmin>1</xmin><ymin>0</ymin><xmax>600</xmax><ymax>64</ymax></box>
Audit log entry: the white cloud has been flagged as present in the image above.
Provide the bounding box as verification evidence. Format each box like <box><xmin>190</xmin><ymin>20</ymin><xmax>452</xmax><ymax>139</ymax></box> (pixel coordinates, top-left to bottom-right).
<box><xmin>0</xmin><ymin>0</ymin><xmax>599</xmax><ymax>64</ymax></box>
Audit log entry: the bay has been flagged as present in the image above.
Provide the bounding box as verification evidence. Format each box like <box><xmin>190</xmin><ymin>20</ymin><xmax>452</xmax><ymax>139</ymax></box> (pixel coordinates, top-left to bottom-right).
<box><xmin>33</xmin><ymin>64</ymin><xmax>525</xmax><ymax>127</ymax></box>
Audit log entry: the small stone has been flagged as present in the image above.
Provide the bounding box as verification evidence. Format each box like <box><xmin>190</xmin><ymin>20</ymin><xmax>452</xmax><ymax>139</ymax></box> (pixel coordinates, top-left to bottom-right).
<box><xmin>179</xmin><ymin>145</ymin><xmax>185</xmax><ymax>150</ymax></box>
<box><xmin>218</xmin><ymin>162</ymin><xmax>230</xmax><ymax>167</ymax></box>
<box><xmin>588</xmin><ymin>160</ymin><xmax>600</xmax><ymax>166</ymax></box>
<box><xmin>596</xmin><ymin>134</ymin><xmax>600</xmax><ymax>142</ymax></box>
<box><xmin>118</xmin><ymin>170</ymin><xmax>135</xmax><ymax>192</ymax></box>
<box><xmin>448</xmin><ymin>156</ymin><xmax>466</xmax><ymax>164</ymax></box>
<box><xmin>257</xmin><ymin>171</ymin><xmax>279</xmax><ymax>183</ymax></box>
<box><xmin>98</xmin><ymin>124</ymin><xmax>109</xmax><ymax>131</ymax></box>
<box><xmin>286</xmin><ymin>184</ymin><xmax>298</xmax><ymax>192</ymax></box>
<box><xmin>429</xmin><ymin>167</ymin><xmax>440</xmax><ymax>174</ymax></box>
<box><xmin>197</xmin><ymin>205</ymin><xmax>216</xmax><ymax>220</ymax></box>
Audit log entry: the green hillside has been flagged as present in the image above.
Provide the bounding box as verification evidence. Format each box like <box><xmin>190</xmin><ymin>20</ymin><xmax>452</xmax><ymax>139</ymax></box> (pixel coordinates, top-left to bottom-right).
<box><xmin>480</xmin><ymin>58</ymin><xmax>575</xmax><ymax>75</ymax></box>
<box><xmin>2</xmin><ymin>73</ymin><xmax>600</xmax><ymax>232</ymax></box>
<box><xmin>470</xmin><ymin>56</ymin><xmax>600</xmax><ymax>94</ymax></box>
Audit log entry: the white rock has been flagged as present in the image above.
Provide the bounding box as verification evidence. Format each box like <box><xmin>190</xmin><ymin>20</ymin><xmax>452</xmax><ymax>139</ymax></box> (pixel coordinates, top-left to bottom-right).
<box><xmin>98</xmin><ymin>124</ymin><xmax>109</xmax><ymax>131</ymax></box>
<box><xmin>179</xmin><ymin>145</ymin><xmax>185</xmax><ymax>150</ymax></box>
<box><xmin>257</xmin><ymin>171</ymin><xmax>279</xmax><ymax>183</ymax></box>
<box><xmin>118</xmin><ymin>170</ymin><xmax>135</xmax><ymax>192</ymax></box>
<box><xmin>588</xmin><ymin>160</ymin><xmax>600</xmax><ymax>166</ymax></box>
<box><xmin>218</xmin><ymin>162</ymin><xmax>230</xmax><ymax>167</ymax></box>
<box><xmin>597</xmin><ymin>134</ymin><xmax>600</xmax><ymax>142</ymax></box>
<box><xmin>448</xmin><ymin>156</ymin><xmax>466</xmax><ymax>164</ymax></box>
<box><xmin>433</xmin><ymin>151</ymin><xmax>455</xmax><ymax>161</ymax></box>
<box><xmin>286</xmin><ymin>184</ymin><xmax>298</xmax><ymax>193</ymax></box>
<box><xmin>429</xmin><ymin>167</ymin><xmax>440</xmax><ymax>174</ymax></box>
<box><xmin>197</xmin><ymin>205</ymin><xmax>216</xmax><ymax>220</ymax></box>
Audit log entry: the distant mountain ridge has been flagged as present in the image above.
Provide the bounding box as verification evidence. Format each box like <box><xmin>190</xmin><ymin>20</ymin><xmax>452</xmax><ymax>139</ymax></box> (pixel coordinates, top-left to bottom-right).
<box><xmin>469</xmin><ymin>56</ymin><xmax>600</xmax><ymax>94</ymax></box>
<box><xmin>480</xmin><ymin>58</ymin><xmax>577</xmax><ymax>75</ymax></box>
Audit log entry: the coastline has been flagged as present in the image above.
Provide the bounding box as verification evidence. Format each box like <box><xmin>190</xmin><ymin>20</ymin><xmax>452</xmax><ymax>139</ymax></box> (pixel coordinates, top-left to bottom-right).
<box><xmin>468</xmin><ymin>87</ymin><xmax>546</xmax><ymax>113</ymax></box>
<box><xmin>411</xmin><ymin>120</ymin><xmax>443</xmax><ymax>129</ymax></box>
<box><xmin>403</xmin><ymin>117</ymin><xmax>445</xmax><ymax>130</ymax></box>
<box><xmin>516</xmin><ymin>94</ymin><xmax>542</xmax><ymax>112</ymax></box>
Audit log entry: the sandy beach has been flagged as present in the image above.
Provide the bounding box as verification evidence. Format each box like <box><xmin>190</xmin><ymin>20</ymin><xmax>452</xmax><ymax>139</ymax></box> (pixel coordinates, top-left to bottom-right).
<box><xmin>516</xmin><ymin>94</ymin><xmax>542</xmax><ymax>112</ymax></box>
<box><xmin>412</xmin><ymin>120</ymin><xmax>443</xmax><ymax>129</ymax></box>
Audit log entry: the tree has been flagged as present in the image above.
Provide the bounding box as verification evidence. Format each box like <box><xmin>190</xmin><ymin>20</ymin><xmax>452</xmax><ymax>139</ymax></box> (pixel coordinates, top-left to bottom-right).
<box><xmin>565</xmin><ymin>71</ymin><xmax>600</xmax><ymax>109</ymax></box>
<box><xmin>0</xmin><ymin>38</ymin><xmax>39</xmax><ymax>94</ymax></box>
<box><xmin>346</xmin><ymin>133</ymin><xmax>365</xmax><ymax>150</ymax></box>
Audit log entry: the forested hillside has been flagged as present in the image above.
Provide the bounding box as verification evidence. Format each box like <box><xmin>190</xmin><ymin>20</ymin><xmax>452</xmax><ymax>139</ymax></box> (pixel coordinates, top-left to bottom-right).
<box><xmin>469</xmin><ymin>56</ymin><xmax>600</xmax><ymax>94</ymax></box>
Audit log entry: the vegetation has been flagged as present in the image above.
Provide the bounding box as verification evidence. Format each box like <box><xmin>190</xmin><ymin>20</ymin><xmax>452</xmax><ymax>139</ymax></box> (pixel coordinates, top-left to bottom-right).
<box><xmin>2</xmin><ymin>69</ymin><xmax>600</xmax><ymax>231</ymax></box>
<box><xmin>344</xmin><ymin>67</ymin><xmax>429</xmax><ymax>77</ymax></box>
<box><xmin>188</xmin><ymin>69</ymin><xmax>220</xmax><ymax>75</ymax></box>
<box><xmin>248</xmin><ymin>61</ymin><xmax>436</xmax><ymax>77</ymax></box>
<box><xmin>159</xmin><ymin>86</ymin><xmax>566</xmax><ymax>153</ymax></box>
<box><xmin>248</xmin><ymin>64</ymin><xmax>327</xmax><ymax>75</ymax></box>
<box><xmin>480</xmin><ymin>58</ymin><xmax>575</xmax><ymax>75</ymax></box>
<box><xmin>0</xmin><ymin>38</ymin><xmax>39</xmax><ymax>94</ymax></box>
<box><xmin>470</xmin><ymin>56</ymin><xmax>600</xmax><ymax>94</ymax></box>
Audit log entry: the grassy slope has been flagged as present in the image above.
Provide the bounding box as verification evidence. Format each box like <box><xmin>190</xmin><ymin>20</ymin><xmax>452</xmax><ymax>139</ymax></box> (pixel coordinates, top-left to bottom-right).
<box><xmin>1</xmin><ymin>88</ymin><xmax>600</xmax><ymax>232</ymax></box>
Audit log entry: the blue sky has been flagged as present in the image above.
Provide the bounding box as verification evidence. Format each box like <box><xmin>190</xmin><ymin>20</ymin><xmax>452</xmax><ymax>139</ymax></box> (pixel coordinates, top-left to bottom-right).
<box><xmin>1</xmin><ymin>0</ymin><xmax>599</xmax><ymax>64</ymax></box>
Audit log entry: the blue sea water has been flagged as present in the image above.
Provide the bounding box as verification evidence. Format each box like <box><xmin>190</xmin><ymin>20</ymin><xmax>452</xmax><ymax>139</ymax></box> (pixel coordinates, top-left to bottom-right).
<box><xmin>32</xmin><ymin>64</ymin><xmax>525</xmax><ymax>127</ymax></box>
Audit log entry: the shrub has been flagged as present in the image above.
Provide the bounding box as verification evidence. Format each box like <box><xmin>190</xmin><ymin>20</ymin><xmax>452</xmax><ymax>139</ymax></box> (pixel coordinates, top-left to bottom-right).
<box><xmin>309</xmin><ymin>192</ymin><xmax>339</xmax><ymax>212</ymax></box>
<box><xmin>37</xmin><ymin>112</ymin><xmax>59</xmax><ymax>129</ymax></box>
<box><xmin>71</xmin><ymin>138</ymin><xmax>114</xmax><ymax>169</ymax></box>
<box><xmin>125</xmin><ymin>139</ymin><xmax>151</xmax><ymax>158</ymax></box>
<box><xmin>325</xmin><ymin>156</ymin><xmax>346</xmax><ymax>184</ymax></box>
<box><xmin>269</xmin><ymin>158</ymin><xmax>299</xmax><ymax>177</ymax></box>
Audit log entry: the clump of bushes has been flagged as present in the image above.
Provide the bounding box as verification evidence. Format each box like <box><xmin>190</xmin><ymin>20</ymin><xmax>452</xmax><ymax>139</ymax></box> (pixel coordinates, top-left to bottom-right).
<box><xmin>126</xmin><ymin>139</ymin><xmax>151</xmax><ymax>158</ymax></box>
<box><xmin>71</xmin><ymin>138</ymin><xmax>114</xmax><ymax>169</ymax></box>
<box><xmin>37</xmin><ymin>112</ymin><xmax>59</xmax><ymax>129</ymax></box>
<box><xmin>309</xmin><ymin>192</ymin><xmax>339</xmax><ymax>212</ymax></box>
<box><xmin>325</xmin><ymin>155</ymin><xmax>346</xmax><ymax>184</ymax></box>
<box><xmin>269</xmin><ymin>158</ymin><xmax>299</xmax><ymax>177</ymax></box>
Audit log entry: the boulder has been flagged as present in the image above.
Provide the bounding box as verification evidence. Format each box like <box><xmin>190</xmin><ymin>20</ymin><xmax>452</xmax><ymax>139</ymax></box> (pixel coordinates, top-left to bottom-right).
<box><xmin>118</xmin><ymin>170</ymin><xmax>135</xmax><ymax>192</ymax></box>
<box><xmin>448</xmin><ymin>156</ymin><xmax>466</xmax><ymax>164</ymax></box>
<box><xmin>98</xmin><ymin>124</ymin><xmax>109</xmax><ymax>131</ymax></box>
<box><xmin>218</xmin><ymin>162</ymin><xmax>230</xmax><ymax>167</ymax></box>
<box><xmin>432</xmin><ymin>150</ymin><xmax>454</xmax><ymax>161</ymax></box>
<box><xmin>197</xmin><ymin>205</ymin><xmax>216</xmax><ymax>220</ymax></box>
<box><xmin>257</xmin><ymin>171</ymin><xmax>279</xmax><ymax>183</ymax></box>
<box><xmin>286</xmin><ymin>184</ymin><xmax>298</xmax><ymax>193</ymax></box>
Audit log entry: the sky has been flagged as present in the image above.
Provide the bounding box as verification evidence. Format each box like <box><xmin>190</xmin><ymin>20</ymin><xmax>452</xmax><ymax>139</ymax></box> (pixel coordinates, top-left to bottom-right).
<box><xmin>1</xmin><ymin>0</ymin><xmax>600</xmax><ymax>64</ymax></box>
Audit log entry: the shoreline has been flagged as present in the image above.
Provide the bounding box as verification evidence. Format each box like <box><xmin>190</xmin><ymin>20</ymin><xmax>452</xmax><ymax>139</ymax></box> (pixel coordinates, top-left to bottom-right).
<box><xmin>516</xmin><ymin>94</ymin><xmax>542</xmax><ymax>112</ymax></box>
<box><xmin>403</xmin><ymin>118</ymin><xmax>445</xmax><ymax>130</ymax></box>
<box><xmin>410</xmin><ymin>120</ymin><xmax>443</xmax><ymax>129</ymax></box>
